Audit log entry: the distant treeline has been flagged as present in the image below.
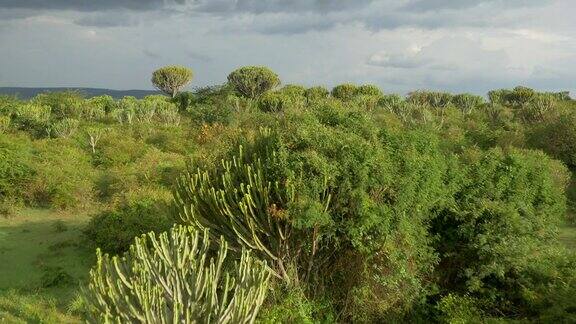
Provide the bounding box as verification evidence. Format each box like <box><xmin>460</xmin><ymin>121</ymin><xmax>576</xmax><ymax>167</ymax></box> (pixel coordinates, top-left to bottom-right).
<box><xmin>0</xmin><ymin>87</ymin><xmax>160</xmax><ymax>99</ymax></box>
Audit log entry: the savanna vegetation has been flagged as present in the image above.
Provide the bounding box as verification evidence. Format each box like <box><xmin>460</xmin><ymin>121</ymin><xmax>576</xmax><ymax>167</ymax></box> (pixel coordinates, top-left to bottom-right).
<box><xmin>0</xmin><ymin>65</ymin><xmax>575</xmax><ymax>323</ymax></box>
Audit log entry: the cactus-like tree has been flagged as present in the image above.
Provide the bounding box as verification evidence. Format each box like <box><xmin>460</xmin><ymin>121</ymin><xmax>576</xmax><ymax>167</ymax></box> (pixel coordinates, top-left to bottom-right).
<box><xmin>227</xmin><ymin>66</ymin><xmax>280</xmax><ymax>99</ymax></box>
<box><xmin>151</xmin><ymin>66</ymin><xmax>193</xmax><ymax>98</ymax></box>
<box><xmin>174</xmin><ymin>138</ymin><xmax>299</xmax><ymax>283</ymax></box>
<box><xmin>83</xmin><ymin>225</ymin><xmax>270</xmax><ymax>323</ymax></box>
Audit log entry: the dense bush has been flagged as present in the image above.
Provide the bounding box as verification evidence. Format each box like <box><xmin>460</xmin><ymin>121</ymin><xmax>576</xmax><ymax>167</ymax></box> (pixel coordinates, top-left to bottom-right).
<box><xmin>356</xmin><ymin>84</ymin><xmax>383</xmax><ymax>96</ymax></box>
<box><xmin>32</xmin><ymin>91</ymin><xmax>84</xmax><ymax>120</ymax></box>
<box><xmin>93</xmin><ymin>130</ymin><xmax>149</xmax><ymax>167</ymax></box>
<box><xmin>330</xmin><ymin>83</ymin><xmax>357</xmax><ymax>101</ymax></box>
<box><xmin>27</xmin><ymin>139</ymin><xmax>95</xmax><ymax>208</ymax></box>
<box><xmin>430</xmin><ymin>148</ymin><xmax>569</xmax><ymax>317</ymax></box>
<box><xmin>528</xmin><ymin>113</ymin><xmax>576</xmax><ymax>168</ymax></box>
<box><xmin>188</xmin><ymin>101</ymin><xmax>233</xmax><ymax>124</ymax></box>
<box><xmin>84</xmin><ymin>195</ymin><xmax>173</xmax><ymax>254</ymax></box>
<box><xmin>0</xmin><ymin>134</ymin><xmax>34</xmax><ymax>211</ymax></box>
<box><xmin>258</xmin><ymin>91</ymin><xmax>292</xmax><ymax>112</ymax></box>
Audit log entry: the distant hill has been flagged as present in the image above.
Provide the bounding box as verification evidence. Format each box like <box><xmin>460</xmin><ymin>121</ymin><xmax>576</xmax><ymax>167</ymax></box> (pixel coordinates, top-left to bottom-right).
<box><xmin>0</xmin><ymin>87</ymin><xmax>161</xmax><ymax>99</ymax></box>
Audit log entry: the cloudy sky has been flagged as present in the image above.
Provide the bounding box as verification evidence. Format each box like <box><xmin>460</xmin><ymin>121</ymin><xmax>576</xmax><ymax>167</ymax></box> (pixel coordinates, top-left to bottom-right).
<box><xmin>0</xmin><ymin>0</ymin><xmax>574</xmax><ymax>95</ymax></box>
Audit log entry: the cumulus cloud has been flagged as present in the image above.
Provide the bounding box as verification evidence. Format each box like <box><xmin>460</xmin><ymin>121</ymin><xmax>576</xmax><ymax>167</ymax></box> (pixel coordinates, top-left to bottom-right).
<box><xmin>0</xmin><ymin>0</ymin><xmax>573</xmax><ymax>95</ymax></box>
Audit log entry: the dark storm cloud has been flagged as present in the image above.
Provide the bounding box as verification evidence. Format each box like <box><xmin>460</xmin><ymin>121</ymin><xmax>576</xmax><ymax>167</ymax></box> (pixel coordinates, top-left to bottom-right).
<box><xmin>0</xmin><ymin>0</ymin><xmax>166</xmax><ymax>11</ymax></box>
<box><xmin>190</xmin><ymin>0</ymin><xmax>375</xmax><ymax>14</ymax></box>
<box><xmin>0</xmin><ymin>0</ymin><xmax>374</xmax><ymax>14</ymax></box>
<box><xmin>402</xmin><ymin>0</ymin><xmax>548</xmax><ymax>12</ymax></box>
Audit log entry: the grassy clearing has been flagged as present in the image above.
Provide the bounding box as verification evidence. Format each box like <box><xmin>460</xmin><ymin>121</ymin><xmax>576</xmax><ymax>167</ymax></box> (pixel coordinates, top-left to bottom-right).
<box><xmin>559</xmin><ymin>222</ymin><xmax>576</xmax><ymax>250</ymax></box>
<box><xmin>560</xmin><ymin>176</ymin><xmax>576</xmax><ymax>250</ymax></box>
<box><xmin>0</xmin><ymin>208</ymin><xmax>92</xmax><ymax>323</ymax></box>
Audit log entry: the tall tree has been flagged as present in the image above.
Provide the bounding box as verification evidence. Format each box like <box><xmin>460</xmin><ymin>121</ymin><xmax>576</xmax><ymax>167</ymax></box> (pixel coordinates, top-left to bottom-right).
<box><xmin>227</xmin><ymin>66</ymin><xmax>280</xmax><ymax>99</ymax></box>
<box><xmin>151</xmin><ymin>65</ymin><xmax>193</xmax><ymax>98</ymax></box>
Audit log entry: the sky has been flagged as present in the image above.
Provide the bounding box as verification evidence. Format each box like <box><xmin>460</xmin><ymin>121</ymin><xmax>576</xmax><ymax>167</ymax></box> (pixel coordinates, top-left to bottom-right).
<box><xmin>0</xmin><ymin>0</ymin><xmax>574</xmax><ymax>95</ymax></box>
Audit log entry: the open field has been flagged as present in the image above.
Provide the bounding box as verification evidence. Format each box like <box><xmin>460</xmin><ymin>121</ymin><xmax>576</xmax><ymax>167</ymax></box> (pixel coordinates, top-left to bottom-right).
<box><xmin>0</xmin><ymin>209</ymin><xmax>92</xmax><ymax>323</ymax></box>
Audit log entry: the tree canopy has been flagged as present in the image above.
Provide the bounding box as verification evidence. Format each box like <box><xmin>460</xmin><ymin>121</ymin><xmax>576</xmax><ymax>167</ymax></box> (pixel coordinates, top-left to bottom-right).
<box><xmin>227</xmin><ymin>66</ymin><xmax>280</xmax><ymax>99</ymax></box>
<box><xmin>151</xmin><ymin>65</ymin><xmax>193</xmax><ymax>98</ymax></box>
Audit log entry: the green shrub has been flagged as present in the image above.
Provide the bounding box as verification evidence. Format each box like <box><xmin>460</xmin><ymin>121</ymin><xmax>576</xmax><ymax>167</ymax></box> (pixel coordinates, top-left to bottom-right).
<box><xmin>304</xmin><ymin>86</ymin><xmax>329</xmax><ymax>101</ymax></box>
<box><xmin>32</xmin><ymin>91</ymin><xmax>84</xmax><ymax>120</ymax></box>
<box><xmin>377</xmin><ymin>94</ymin><xmax>404</xmax><ymax>111</ymax></box>
<box><xmin>40</xmin><ymin>265</ymin><xmax>74</xmax><ymax>288</ymax></box>
<box><xmin>84</xmin><ymin>196</ymin><xmax>173</xmax><ymax>254</ymax></box>
<box><xmin>280</xmin><ymin>84</ymin><xmax>306</xmax><ymax>98</ymax></box>
<box><xmin>258</xmin><ymin>91</ymin><xmax>292</xmax><ymax>112</ymax></box>
<box><xmin>407</xmin><ymin>90</ymin><xmax>453</xmax><ymax>108</ymax></box>
<box><xmin>431</xmin><ymin>148</ymin><xmax>569</xmax><ymax>315</ymax></box>
<box><xmin>85</xmin><ymin>95</ymin><xmax>115</xmax><ymax>116</ymax></box>
<box><xmin>528</xmin><ymin>113</ymin><xmax>576</xmax><ymax>168</ymax></box>
<box><xmin>144</xmin><ymin>127</ymin><xmax>194</xmax><ymax>154</ymax></box>
<box><xmin>171</xmin><ymin>91</ymin><xmax>195</xmax><ymax>111</ymax></box>
<box><xmin>111</xmin><ymin>96</ymin><xmax>138</xmax><ymax>124</ymax></box>
<box><xmin>356</xmin><ymin>84</ymin><xmax>383</xmax><ymax>96</ymax></box>
<box><xmin>175</xmin><ymin>131</ymin><xmax>296</xmax><ymax>282</ymax></box>
<box><xmin>11</xmin><ymin>103</ymin><xmax>51</xmax><ymax>136</ymax></box>
<box><xmin>331</xmin><ymin>83</ymin><xmax>357</xmax><ymax>101</ymax></box>
<box><xmin>452</xmin><ymin>93</ymin><xmax>484</xmax><ymax>114</ymax></box>
<box><xmin>51</xmin><ymin>118</ymin><xmax>79</xmax><ymax>138</ymax></box>
<box><xmin>0</xmin><ymin>134</ymin><xmax>34</xmax><ymax>206</ymax></box>
<box><xmin>80</xmin><ymin>96</ymin><xmax>110</xmax><ymax>121</ymax></box>
<box><xmin>94</xmin><ymin>130</ymin><xmax>149</xmax><ymax>167</ymax></box>
<box><xmin>259</xmin><ymin>285</ymin><xmax>336</xmax><ymax>323</ymax></box>
<box><xmin>0</xmin><ymin>115</ymin><xmax>10</xmax><ymax>133</ymax></box>
<box><xmin>0</xmin><ymin>95</ymin><xmax>20</xmax><ymax>115</ymax></box>
<box><xmin>27</xmin><ymin>139</ymin><xmax>95</xmax><ymax>209</ymax></box>
<box><xmin>188</xmin><ymin>102</ymin><xmax>233</xmax><ymax>125</ymax></box>
<box><xmin>436</xmin><ymin>294</ymin><xmax>484</xmax><ymax>324</ymax></box>
<box><xmin>516</xmin><ymin>248</ymin><xmax>576</xmax><ymax>322</ymax></box>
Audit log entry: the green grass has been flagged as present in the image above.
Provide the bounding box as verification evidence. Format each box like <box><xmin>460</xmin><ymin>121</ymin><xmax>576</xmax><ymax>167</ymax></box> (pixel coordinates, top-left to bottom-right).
<box><xmin>0</xmin><ymin>208</ymin><xmax>93</xmax><ymax>323</ymax></box>
<box><xmin>558</xmin><ymin>223</ymin><xmax>576</xmax><ymax>250</ymax></box>
<box><xmin>560</xmin><ymin>175</ymin><xmax>576</xmax><ymax>250</ymax></box>
<box><xmin>0</xmin><ymin>290</ymin><xmax>79</xmax><ymax>323</ymax></box>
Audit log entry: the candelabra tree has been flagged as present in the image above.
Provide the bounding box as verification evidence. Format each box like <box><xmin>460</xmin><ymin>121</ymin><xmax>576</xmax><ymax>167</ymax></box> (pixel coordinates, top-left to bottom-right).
<box><xmin>174</xmin><ymin>146</ymin><xmax>298</xmax><ymax>284</ymax></box>
<box><xmin>83</xmin><ymin>225</ymin><xmax>270</xmax><ymax>323</ymax></box>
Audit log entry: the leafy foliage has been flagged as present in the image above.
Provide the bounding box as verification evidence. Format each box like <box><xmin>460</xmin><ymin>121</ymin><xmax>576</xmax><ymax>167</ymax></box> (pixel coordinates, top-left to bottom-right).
<box><xmin>84</xmin><ymin>196</ymin><xmax>173</xmax><ymax>254</ymax></box>
<box><xmin>330</xmin><ymin>83</ymin><xmax>357</xmax><ymax>101</ymax></box>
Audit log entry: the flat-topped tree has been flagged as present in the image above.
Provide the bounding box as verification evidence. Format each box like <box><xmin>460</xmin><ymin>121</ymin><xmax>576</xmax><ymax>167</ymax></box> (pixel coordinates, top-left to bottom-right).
<box><xmin>151</xmin><ymin>65</ymin><xmax>193</xmax><ymax>98</ymax></box>
<box><xmin>227</xmin><ymin>66</ymin><xmax>280</xmax><ymax>99</ymax></box>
